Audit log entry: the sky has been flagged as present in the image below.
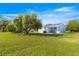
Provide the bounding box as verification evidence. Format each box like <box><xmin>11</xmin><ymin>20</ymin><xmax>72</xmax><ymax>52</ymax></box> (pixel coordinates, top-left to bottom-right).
<box><xmin>0</xmin><ymin>3</ymin><xmax>79</xmax><ymax>25</ymax></box>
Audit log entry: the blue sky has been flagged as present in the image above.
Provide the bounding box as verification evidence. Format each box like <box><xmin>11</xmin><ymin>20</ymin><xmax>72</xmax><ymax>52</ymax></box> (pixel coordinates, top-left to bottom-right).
<box><xmin>0</xmin><ymin>3</ymin><xmax>79</xmax><ymax>25</ymax></box>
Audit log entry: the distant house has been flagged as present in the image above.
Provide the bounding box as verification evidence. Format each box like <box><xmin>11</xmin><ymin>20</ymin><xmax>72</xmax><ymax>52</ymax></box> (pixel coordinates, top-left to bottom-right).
<box><xmin>38</xmin><ymin>23</ymin><xmax>66</xmax><ymax>34</ymax></box>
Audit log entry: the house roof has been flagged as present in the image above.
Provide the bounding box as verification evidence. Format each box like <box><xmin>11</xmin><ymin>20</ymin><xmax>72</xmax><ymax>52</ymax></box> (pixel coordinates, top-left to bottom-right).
<box><xmin>44</xmin><ymin>23</ymin><xmax>65</xmax><ymax>28</ymax></box>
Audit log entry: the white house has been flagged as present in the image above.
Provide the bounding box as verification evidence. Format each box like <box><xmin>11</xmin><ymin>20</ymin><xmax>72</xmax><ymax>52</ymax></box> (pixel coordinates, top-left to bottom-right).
<box><xmin>38</xmin><ymin>23</ymin><xmax>66</xmax><ymax>34</ymax></box>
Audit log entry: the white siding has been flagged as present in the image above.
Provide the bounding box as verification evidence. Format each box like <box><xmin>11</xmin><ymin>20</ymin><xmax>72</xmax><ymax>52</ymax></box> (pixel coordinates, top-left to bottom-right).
<box><xmin>38</xmin><ymin>23</ymin><xmax>66</xmax><ymax>33</ymax></box>
<box><xmin>38</xmin><ymin>27</ymin><xmax>45</xmax><ymax>33</ymax></box>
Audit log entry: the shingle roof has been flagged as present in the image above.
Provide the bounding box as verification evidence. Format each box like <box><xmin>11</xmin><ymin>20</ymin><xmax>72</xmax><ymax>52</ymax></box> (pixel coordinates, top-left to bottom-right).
<box><xmin>44</xmin><ymin>23</ymin><xmax>64</xmax><ymax>27</ymax></box>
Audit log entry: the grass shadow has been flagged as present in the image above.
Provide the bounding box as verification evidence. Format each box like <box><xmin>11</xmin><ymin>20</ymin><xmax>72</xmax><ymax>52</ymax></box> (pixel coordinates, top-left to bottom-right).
<box><xmin>11</xmin><ymin>32</ymin><xmax>64</xmax><ymax>37</ymax></box>
<box><xmin>27</xmin><ymin>33</ymin><xmax>64</xmax><ymax>36</ymax></box>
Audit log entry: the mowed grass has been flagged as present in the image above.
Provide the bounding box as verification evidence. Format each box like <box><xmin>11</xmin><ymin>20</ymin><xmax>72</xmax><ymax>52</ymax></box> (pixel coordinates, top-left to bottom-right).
<box><xmin>0</xmin><ymin>32</ymin><xmax>79</xmax><ymax>56</ymax></box>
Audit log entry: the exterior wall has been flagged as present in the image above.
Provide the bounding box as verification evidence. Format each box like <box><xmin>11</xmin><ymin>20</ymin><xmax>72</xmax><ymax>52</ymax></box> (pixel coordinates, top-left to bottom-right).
<box><xmin>38</xmin><ymin>27</ymin><xmax>45</xmax><ymax>33</ymax></box>
<box><xmin>38</xmin><ymin>24</ymin><xmax>66</xmax><ymax>33</ymax></box>
<box><xmin>56</xmin><ymin>27</ymin><xmax>61</xmax><ymax>33</ymax></box>
<box><xmin>59</xmin><ymin>24</ymin><xmax>66</xmax><ymax>33</ymax></box>
<box><xmin>45</xmin><ymin>27</ymin><xmax>57</xmax><ymax>33</ymax></box>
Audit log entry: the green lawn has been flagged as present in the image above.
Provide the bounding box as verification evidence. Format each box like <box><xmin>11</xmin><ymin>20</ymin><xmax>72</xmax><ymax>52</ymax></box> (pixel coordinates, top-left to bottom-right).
<box><xmin>0</xmin><ymin>32</ymin><xmax>79</xmax><ymax>56</ymax></box>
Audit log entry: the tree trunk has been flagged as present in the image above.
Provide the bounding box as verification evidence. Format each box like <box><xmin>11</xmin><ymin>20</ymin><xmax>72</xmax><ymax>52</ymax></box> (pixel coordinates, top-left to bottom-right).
<box><xmin>71</xmin><ymin>30</ymin><xmax>73</xmax><ymax>32</ymax></box>
<box><xmin>23</xmin><ymin>28</ymin><xmax>31</xmax><ymax>34</ymax></box>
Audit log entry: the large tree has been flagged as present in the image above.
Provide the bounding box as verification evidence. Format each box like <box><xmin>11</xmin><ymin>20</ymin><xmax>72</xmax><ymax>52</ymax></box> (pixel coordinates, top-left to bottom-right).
<box><xmin>22</xmin><ymin>14</ymin><xmax>31</xmax><ymax>34</ymax></box>
<box><xmin>30</xmin><ymin>14</ymin><xmax>42</xmax><ymax>31</ymax></box>
<box><xmin>6</xmin><ymin>23</ymin><xmax>16</xmax><ymax>32</ymax></box>
<box><xmin>0</xmin><ymin>20</ymin><xmax>9</xmax><ymax>32</ymax></box>
<box><xmin>22</xmin><ymin>13</ymin><xmax>42</xmax><ymax>34</ymax></box>
<box><xmin>13</xmin><ymin>15</ymin><xmax>23</xmax><ymax>32</ymax></box>
<box><xmin>66</xmin><ymin>20</ymin><xmax>79</xmax><ymax>32</ymax></box>
<box><xmin>12</xmin><ymin>13</ymin><xmax>42</xmax><ymax>34</ymax></box>
<box><xmin>33</xmin><ymin>19</ymin><xmax>42</xmax><ymax>31</ymax></box>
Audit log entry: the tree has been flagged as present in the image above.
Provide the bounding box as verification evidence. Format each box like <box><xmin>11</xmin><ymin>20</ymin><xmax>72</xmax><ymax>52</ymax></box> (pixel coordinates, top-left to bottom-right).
<box><xmin>22</xmin><ymin>14</ymin><xmax>32</xmax><ymax>34</ymax></box>
<box><xmin>13</xmin><ymin>15</ymin><xmax>23</xmax><ymax>32</ymax></box>
<box><xmin>12</xmin><ymin>13</ymin><xmax>42</xmax><ymax>34</ymax></box>
<box><xmin>66</xmin><ymin>20</ymin><xmax>79</xmax><ymax>32</ymax></box>
<box><xmin>30</xmin><ymin>14</ymin><xmax>42</xmax><ymax>30</ymax></box>
<box><xmin>0</xmin><ymin>20</ymin><xmax>9</xmax><ymax>32</ymax></box>
<box><xmin>22</xmin><ymin>13</ymin><xmax>42</xmax><ymax>34</ymax></box>
<box><xmin>6</xmin><ymin>23</ymin><xmax>16</xmax><ymax>32</ymax></box>
<box><xmin>33</xmin><ymin>19</ymin><xmax>42</xmax><ymax>31</ymax></box>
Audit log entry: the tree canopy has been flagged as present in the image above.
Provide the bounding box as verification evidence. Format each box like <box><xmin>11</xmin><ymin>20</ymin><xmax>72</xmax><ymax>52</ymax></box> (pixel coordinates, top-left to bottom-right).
<box><xmin>66</xmin><ymin>20</ymin><xmax>79</xmax><ymax>32</ymax></box>
<box><xmin>0</xmin><ymin>20</ymin><xmax>9</xmax><ymax>32</ymax></box>
<box><xmin>12</xmin><ymin>13</ymin><xmax>42</xmax><ymax>34</ymax></box>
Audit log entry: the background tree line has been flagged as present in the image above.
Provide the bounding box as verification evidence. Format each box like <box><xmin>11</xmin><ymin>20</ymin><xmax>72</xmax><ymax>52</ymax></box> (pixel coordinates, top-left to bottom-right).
<box><xmin>0</xmin><ymin>13</ymin><xmax>42</xmax><ymax>34</ymax></box>
<box><xmin>66</xmin><ymin>20</ymin><xmax>79</xmax><ymax>32</ymax></box>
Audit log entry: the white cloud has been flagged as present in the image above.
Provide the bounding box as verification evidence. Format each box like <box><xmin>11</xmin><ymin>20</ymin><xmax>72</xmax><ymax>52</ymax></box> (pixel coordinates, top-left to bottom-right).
<box><xmin>0</xmin><ymin>6</ymin><xmax>78</xmax><ymax>25</ymax></box>
<box><xmin>47</xmin><ymin>14</ymin><xmax>54</xmax><ymax>17</ymax></box>
<box><xmin>1</xmin><ymin>14</ymin><xmax>17</xmax><ymax>20</ymax></box>
<box><xmin>55</xmin><ymin>7</ymin><xmax>74</xmax><ymax>12</ymax></box>
<box><xmin>39</xmin><ymin>14</ymin><xmax>54</xmax><ymax>17</ymax></box>
<box><xmin>38</xmin><ymin>7</ymin><xmax>79</xmax><ymax>25</ymax></box>
<box><xmin>2</xmin><ymin>14</ymin><xmax>17</xmax><ymax>16</ymax></box>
